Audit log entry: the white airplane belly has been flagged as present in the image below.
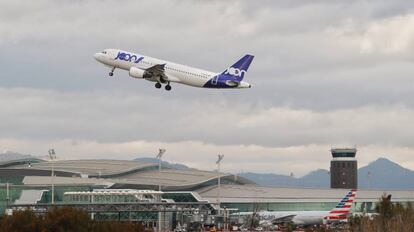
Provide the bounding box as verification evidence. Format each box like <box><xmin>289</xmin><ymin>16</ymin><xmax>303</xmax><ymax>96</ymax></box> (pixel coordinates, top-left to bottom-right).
<box><xmin>173</xmin><ymin>73</ymin><xmax>208</xmax><ymax>88</ymax></box>
<box><xmin>293</xmin><ymin>214</ymin><xmax>324</xmax><ymax>226</ymax></box>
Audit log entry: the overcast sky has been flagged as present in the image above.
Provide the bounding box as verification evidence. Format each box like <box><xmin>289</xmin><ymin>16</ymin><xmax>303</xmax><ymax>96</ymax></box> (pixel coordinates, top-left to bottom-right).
<box><xmin>1</xmin><ymin>0</ymin><xmax>414</xmax><ymax>176</ymax></box>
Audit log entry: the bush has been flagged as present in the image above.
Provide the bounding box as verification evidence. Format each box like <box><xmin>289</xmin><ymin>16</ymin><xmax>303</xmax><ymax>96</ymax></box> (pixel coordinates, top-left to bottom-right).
<box><xmin>0</xmin><ymin>210</ymin><xmax>43</xmax><ymax>232</ymax></box>
<box><xmin>0</xmin><ymin>207</ymin><xmax>147</xmax><ymax>232</ymax></box>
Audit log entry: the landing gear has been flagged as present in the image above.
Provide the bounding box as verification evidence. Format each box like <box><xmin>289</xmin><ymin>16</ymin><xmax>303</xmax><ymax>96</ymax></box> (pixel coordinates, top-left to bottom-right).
<box><xmin>109</xmin><ymin>67</ymin><xmax>115</xmax><ymax>77</ymax></box>
<box><xmin>155</xmin><ymin>82</ymin><xmax>171</xmax><ymax>91</ymax></box>
<box><xmin>159</xmin><ymin>76</ymin><xmax>167</xmax><ymax>84</ymax></box>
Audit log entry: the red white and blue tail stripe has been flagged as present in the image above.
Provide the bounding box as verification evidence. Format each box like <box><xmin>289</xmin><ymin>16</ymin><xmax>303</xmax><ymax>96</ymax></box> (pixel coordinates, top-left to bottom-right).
<box><xmin>325</xmin><ymin>189</ymin><xmax>357</xmax><ymax>221</ymax></box>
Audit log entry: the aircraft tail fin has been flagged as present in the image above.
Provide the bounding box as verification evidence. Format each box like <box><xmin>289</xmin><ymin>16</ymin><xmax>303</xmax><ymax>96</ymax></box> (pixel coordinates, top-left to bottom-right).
<box><xmin>325</xmin><ymin>189</ymin><xmax>357</xmax><ymax>221</ymax></box>
<box><xmin>221</xmin><ymin>54</ymin><xmax>254</xmax><ymax>81</ymax></box>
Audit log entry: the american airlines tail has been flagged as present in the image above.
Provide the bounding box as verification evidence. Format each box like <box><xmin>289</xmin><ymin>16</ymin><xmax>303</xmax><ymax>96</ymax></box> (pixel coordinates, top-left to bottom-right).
<box><xmin>325</xmin><ymin>189</ymin><xmax>357</xmax><ymax>222</ymax></box>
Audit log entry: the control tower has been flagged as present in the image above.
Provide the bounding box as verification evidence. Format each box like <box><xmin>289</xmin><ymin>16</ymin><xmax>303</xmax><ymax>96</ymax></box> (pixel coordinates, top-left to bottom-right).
<box><xmin>330</xmin><ymin>148</ymin><xmax>357</xmax><ymax>189</ymax></box>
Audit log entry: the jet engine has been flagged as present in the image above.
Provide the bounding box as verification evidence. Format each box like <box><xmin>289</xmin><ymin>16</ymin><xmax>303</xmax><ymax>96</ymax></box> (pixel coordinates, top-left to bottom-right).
<box><xmin>129</xmin><ymin>67</ymin><xmax>145</xmax><ymax>79</ymax></box>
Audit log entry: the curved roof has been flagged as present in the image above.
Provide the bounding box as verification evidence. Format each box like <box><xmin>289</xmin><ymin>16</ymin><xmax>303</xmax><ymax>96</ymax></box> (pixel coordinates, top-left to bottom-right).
<box><xmin>6</xmin><ymin>159</ymin><xmax>159</xmax><ymax>177</ymax></box>
<box><xmin>109</xmin><ymin>169</ymin><xmax>253</xmax><ymax>190</ymax></box>
<box><xmin>3</xmin><ymin>159</ymin><xmax>254</xmax><ymax>191</ymax></box>
<box><xmin>0</xmin><ymin>157</ymin><xmax>44</xmax><ymax>168</ymax></box>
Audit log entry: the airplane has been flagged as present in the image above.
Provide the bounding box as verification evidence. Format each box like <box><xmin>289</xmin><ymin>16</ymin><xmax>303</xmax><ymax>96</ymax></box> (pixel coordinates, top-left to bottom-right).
<box><xmin>94</xmin><ymin>49</ymin><xmax>254</xmax><ymax>91</ymax></box>
<box><xmin>233</xmin><ymin>189</ymin><xmax>357</xmax><ymax>227</ymax></box>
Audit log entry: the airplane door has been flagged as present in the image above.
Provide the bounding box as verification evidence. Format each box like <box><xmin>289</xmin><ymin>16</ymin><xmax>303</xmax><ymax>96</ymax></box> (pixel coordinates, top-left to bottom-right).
<box><xmin>212</xmin><ymin>75</ymin><xmax>218</xmax><ymax>85</ymax></box>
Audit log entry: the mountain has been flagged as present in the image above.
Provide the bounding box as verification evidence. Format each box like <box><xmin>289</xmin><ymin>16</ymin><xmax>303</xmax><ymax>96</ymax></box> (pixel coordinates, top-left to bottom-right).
<box><xmin>358</xmin><ymin>158</ymin><xmax>414</xmax><ymax>189</ymax></box>
<box><xmin>240</xmin><ymin>172</ymin><xmax>296</xmax><ymax>187</ymax></box>
<box><xmin>296</xmin><ymin>169</ymin><xmax>330</xmax><ymax>188</ymax></box>
<box><xmin>133</xmin><ymin>156</ymin><xmax>414</xmax><ymax>189</ymax></box>
<box><xmin>133</xmin><ymin>157</ymin><xmax>190</xmax><ymax>170</ymax></box>
<box><xmin>240</xmin><ymin>169</ymin><xmax>330</xmax><ymax>188</ymax></box>
<box><xmin>0</xmin><ymin>151</ymin><xmax>36</xmax><ymax>162</ymax></box>
<box><xmin>240</xmin><ymin>158</ymin><xmax>414</xmax><ymax>189</ymax></box>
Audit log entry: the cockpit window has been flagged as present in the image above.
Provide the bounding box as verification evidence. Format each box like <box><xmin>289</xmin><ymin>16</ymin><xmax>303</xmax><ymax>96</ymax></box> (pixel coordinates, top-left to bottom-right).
<box><xmin>102</xmin><ymin>51</ymin><xmax>107</xmax><ymax>54</ymax></box>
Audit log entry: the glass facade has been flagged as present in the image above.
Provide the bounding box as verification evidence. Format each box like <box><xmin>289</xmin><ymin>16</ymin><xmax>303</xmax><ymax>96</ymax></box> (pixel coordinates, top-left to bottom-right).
<box><xmin>64</xmin><ymin>190</ymin><xmax>160</xmax><ymax>203</ymax></box>
<box><xmin>162</xmin><ymin>193</ymin><xmax>198</xmax><ymax>203</ymax></box>
<box><xmin>0</xmin><ymin>184</ymin><xmax>101</xmax><ymax>213</ymax></box>
<box><xmin>331</xmin><ymin>152</ymin><xmax>356</xmax><ymax>158</ymax></box>
<box><xmin>0</xmin><ymin>176</ymin><xmax>24</xmax><ymax>185</ymax></box>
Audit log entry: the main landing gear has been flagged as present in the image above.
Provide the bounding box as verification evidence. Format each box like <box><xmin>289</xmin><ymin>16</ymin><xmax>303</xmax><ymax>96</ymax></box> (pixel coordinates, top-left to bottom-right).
<box><xmin>109</xmin><ymin>67</ymin><xmax>115</xmax><ymax>77</ymax></box>
<box><xmin>154</xmin><ymin>82</ymin><xmax>172</xmax><ymax>91</ymax></box>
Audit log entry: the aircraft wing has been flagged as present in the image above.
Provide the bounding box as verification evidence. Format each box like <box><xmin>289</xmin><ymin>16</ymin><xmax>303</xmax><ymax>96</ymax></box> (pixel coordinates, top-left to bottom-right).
<box><xmin>144</xmin><ymin>64</ymin><xmax>166</xmax><ymax>79</ymax></box>
<box><xmin>145</xmin><ymin>64</ymin><xmax>180</xmax><ymax>82</ymax></box>
<box><xmin>271</xmin><ymin>214</ymin><xmax>296</xmax><ymax>224</ymax></box>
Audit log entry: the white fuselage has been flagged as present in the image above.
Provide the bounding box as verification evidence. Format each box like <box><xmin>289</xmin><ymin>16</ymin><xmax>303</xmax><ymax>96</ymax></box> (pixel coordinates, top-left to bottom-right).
<box><xmin>234</xmin><ymin>211</ymin><xmax>330</xmax><ymax>226</ymax></box>
<box><xmin>259</xmin><ymin>211</ymin><xmax>330</xmax><ymax>226</ymax></box>
<box><xmin>234</xmin><ymin>190</ymin><xmax>356</xmax><ymax>227</ymax></box>
<box><xmin>94</xmin><ymin>49</ymin><xmax>251</xmax><ymax>89</ymax></box>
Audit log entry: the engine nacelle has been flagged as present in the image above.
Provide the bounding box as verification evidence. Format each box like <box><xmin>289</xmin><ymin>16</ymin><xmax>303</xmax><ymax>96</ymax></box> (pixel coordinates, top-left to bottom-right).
<box><xmin>129</xmin><ymin>67</ymin><xmax>145</xmax><ymax>79</ymax></box>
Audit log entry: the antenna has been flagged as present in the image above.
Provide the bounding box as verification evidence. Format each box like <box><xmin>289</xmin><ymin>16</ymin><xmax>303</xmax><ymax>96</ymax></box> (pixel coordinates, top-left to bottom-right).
<box><xmin>156</xmin><ymin>148</ymin><xmax>166</xmax><ymax>159</ymax></box>
<box><xmin>216</xmin><ymin>154</ymin><xmax>224</xmax><ymax>164</ymax></box>
<box><xmin>48</xmin><ymin>149</ymin><xmax>56</xmax><ymax>160</ymax></box>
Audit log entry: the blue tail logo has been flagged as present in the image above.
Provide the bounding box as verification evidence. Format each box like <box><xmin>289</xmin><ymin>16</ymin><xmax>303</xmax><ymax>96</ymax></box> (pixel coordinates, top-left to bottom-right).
<box><xmin>221</xmin><ymin>54</ymin><xmax>254</xmax><ymax>81</ymax></box>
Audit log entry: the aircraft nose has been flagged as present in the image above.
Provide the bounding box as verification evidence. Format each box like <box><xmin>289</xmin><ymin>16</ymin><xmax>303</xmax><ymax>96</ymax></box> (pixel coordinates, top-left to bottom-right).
<box><xmin>94</xmin><ymin>53</ymin><xmax>100</xmax><ymax>61</ymax></box>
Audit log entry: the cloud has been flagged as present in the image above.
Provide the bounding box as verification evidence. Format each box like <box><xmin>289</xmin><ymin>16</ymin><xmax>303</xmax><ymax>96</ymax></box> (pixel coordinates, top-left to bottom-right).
<box><xmin>0</xmin><ymin>0</ymin><xmax>413</xmax><ymax>175</ymax></box>
<box><xmin>327</xmin><ymin>14</ymin><xmax>414</xmax><ymax>55</ymax></box>
<box><xmin>2</xmin><ymin>87</ymin><xmax>414</xmax><ymax>147</ymax></box>
<box><xmin>360</xmin><ymin>15</ymin><xmax>414</xmax><ymax>54</ymax></box>
<box><xmin>1</xmin><ymin>137</ymin><xmax>414</xmax><ymax>176</ymax></box>
<box><xmin>0</xmin><ymin>87</ymin><xmax>414</xmax><ymax>175</ymax></box>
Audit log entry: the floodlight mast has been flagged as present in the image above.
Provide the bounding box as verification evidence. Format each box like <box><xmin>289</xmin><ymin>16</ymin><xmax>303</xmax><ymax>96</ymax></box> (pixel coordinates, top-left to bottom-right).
<box><xmin>216</xmin><ymin>154</ymin><xmax>224</xmax><ymax>217</ymax></box>
<box><xmin>156</xmin><ymin>148</ymin><xmax>166</xmax><ymax>191</ymax></box>
<box><xmin>156</xmin><ymin>148</ymin><xmax>166</xmax><ymax>232</ymax></box>
<box><xmin>48</xmin><ymin>149</ymin><xmax>56</xmax><ymax>204</ymax></box>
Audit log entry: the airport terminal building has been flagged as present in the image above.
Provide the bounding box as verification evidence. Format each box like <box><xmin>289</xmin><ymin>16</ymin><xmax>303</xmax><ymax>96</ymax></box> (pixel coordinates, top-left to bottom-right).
<box><xmin>1</xmin><ymin>157</ymin><xmax>414</xmax><ymax>216</ymax></box>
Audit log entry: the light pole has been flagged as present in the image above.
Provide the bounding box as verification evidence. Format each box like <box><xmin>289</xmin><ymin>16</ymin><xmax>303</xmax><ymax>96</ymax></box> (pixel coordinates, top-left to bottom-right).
<box><xmin>6</xmin><ymin>182</ymin><xmax>9</xmax><ymax>210</ymax></box>
<box><xmin>156</xmin><ymin>148</ymin><xmax>166</xmax><ymax>192</ymax></box>
<box><xmin>156</xmin><ymin>148</ymin><xmax>166</xmax><ymax>232</ymax></box>
<box><xmin>216</xmin><ymin>155</ymin><xmax>224</xmax><ymax>217</ymax></box>
<box><xmin>48</xmin><ymin>149</ymin><xmax>56</xmax><ymax>204</ymax></box>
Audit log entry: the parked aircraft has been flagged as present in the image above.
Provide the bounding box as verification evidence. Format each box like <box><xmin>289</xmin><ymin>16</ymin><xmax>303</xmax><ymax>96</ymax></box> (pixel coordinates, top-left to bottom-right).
<box><xmin>233</xmin><ymin>189</ymin><xmax>357</xmax><ymax>227</ymax></box>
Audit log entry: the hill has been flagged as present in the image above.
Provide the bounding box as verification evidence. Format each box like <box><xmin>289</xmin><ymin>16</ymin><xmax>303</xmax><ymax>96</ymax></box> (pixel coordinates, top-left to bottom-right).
<box><xmin>0</xmin><ymin>151</ymin><xmax>36</xmax><ymax>162</ymax></box>
<box><xmin>240</xmin><ymin>158</ymin><xmax>414</xmax><ymax>189</ymax></box>
<box><xmin>133</xmin><ymin>157</ymin><xmax>190</xmax><ymax>170</ymax></box>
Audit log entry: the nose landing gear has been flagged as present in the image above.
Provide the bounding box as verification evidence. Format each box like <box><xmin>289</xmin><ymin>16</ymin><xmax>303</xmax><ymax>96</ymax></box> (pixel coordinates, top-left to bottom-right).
<box><xmin>109</xmin><ymin>67</ymin><xmax>115</xmax><ymax>77</ymax></box>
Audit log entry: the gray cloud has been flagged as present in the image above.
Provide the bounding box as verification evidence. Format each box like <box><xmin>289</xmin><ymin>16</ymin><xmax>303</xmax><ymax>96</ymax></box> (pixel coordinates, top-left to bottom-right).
<box><xmin>1</xmin><ymin>87</ymin><xmax>413</xmax><ymax>149</ymax></box>
<box><xmin>0</xmin><ymin>0</ymin><xmax>414</xmax><ymax>174</ymax></box>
